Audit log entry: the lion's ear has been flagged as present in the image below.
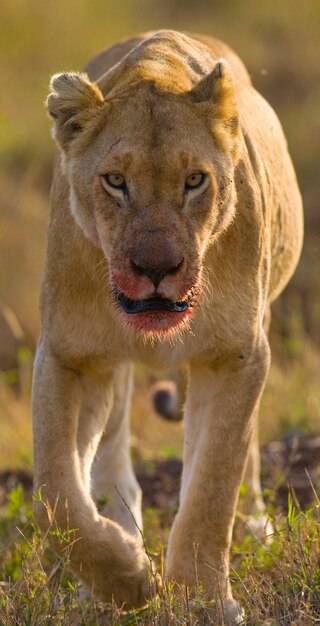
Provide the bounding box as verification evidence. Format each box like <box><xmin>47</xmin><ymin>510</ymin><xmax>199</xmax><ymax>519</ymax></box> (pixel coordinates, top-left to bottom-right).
<box><xmin>190</xmin><ymin>60</ymin><xmax>239</xmax><ymax>151</ymax></box>
<box><xmin>46</xmin><ymin>72</ymin><xmax>105</xmax><ymax>151</ymax></box>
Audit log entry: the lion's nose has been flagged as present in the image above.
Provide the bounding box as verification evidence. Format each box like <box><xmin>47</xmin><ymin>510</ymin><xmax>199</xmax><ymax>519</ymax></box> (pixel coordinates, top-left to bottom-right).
<box><xmin>131</xmin><ymin>236</ymin><xmax>184</xmax><ymax>287</ymax></box>
<box><xmin>131</xmin><ymin>258</ymin><xmax>184</xmax><ymax>287</ymax></box>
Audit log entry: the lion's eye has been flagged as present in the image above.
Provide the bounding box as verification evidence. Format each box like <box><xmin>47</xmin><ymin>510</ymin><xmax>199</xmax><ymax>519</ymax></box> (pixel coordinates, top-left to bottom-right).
<box><xmin>185</xmin><ymin>172</ymin><xmax>206</xmax><ymax>191</ymax></box>
<box><xmin>102</xmin><ymin>173</ymin><xmax>127</xmax><ymax>191</ymax></box>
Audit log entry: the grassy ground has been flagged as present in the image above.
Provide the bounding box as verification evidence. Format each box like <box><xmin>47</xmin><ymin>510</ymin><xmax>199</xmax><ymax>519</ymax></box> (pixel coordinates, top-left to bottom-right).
<box><xmin>0</xmin><ymin>474</ymin><xmax>319</xmax><ymax>624</ymax></box>
<box><xmin>0</xmin><ymin>346</ymin><xmax>320</xmax><ymax>624</ymax></box>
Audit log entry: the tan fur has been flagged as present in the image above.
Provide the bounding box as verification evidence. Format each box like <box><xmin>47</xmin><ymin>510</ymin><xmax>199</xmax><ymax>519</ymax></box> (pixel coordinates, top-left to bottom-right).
<box><xmin>33</xmin><ymin>30</ymin><xmax>303</xmax><ymax>622</ymax></box>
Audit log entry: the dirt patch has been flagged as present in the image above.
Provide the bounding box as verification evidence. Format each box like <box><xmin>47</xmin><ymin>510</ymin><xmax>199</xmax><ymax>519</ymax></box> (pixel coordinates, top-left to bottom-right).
<box><xmin>135</xmin><ymin>434</ymin><xmax>320</xmax><ymax>524</ymax></box>
<box><xmin>1</xmin><ymin>435</ymin><xmax>319</xmax><ymax>519</ymax></box>
<box><xmin>0</xmin><ymin>468</ymin><xmax>33</xmax><ymax>505</ymax></box>
<box><xmin>261</xmin><ymin>433</ymin><xmax>320</xmax><ymax>509</ymax></box>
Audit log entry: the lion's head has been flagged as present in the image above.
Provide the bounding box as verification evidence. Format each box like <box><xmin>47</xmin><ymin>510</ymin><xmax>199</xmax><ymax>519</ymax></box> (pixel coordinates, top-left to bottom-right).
<box><xmin>46</xmin><ymin>33</ymin><xmax>240</xmax><ymax>337</ymax></box>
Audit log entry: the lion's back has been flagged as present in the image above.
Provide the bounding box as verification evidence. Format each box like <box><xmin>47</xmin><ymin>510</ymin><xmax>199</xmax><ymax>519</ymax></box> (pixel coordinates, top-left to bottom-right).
<box><xmin>84</xmin><ymin>31</ymin><xmax>251</xmax><ymax>86</ymax></box>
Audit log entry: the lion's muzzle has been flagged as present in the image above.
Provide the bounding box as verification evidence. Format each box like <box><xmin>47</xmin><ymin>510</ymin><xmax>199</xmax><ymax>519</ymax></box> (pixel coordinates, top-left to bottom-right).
<box><xmin>110</xmin><ymin>229</ymin><xmax>200</xmax><ymax>334</ymax></box>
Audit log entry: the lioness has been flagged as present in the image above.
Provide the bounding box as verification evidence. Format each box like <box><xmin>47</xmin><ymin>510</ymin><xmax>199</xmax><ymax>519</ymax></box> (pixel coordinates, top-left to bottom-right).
<box><xmin>33</xmin><ymin>30</ymin><xmax>303</xmax><ymax>623</ymax></box>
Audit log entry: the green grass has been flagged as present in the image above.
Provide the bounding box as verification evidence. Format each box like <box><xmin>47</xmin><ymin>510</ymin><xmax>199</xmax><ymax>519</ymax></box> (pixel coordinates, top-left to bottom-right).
<box><xmin>0</xmin><ymin>485</ymin><xmax>319</xmax><ymax>625</ymax></box>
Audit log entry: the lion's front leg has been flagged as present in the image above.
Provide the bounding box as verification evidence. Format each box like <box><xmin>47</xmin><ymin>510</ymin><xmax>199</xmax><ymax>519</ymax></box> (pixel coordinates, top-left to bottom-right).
<box><xmin>166</xmin><ymin>334</ymin><xmax>270</xmax><ymax>621</ymax></box>
<box><xmin>32</xmin><ymin>342</ymin><xmax>154</xmax><ymax>607</ymax></box>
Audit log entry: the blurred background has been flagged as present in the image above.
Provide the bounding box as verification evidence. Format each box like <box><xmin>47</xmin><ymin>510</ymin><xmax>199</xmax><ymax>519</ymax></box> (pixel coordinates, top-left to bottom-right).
<box><xmin>0</xmin><ymin>0</ymin><xmax>319</xmax><ymax>472</ymax></box>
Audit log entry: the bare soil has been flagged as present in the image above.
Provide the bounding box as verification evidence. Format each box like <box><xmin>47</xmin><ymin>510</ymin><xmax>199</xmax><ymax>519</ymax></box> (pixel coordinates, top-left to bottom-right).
<box><xmin>1</xmin><ymin>434</ymin><xmax>319</xmax><ymax>521</ymax></box>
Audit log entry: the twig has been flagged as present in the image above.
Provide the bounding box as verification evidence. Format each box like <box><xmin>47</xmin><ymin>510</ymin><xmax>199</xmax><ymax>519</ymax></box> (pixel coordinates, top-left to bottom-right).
<box><xmin>114</xmin><ymin>485</ymin><xmax>159</xmax><ymax>591</ymax></box>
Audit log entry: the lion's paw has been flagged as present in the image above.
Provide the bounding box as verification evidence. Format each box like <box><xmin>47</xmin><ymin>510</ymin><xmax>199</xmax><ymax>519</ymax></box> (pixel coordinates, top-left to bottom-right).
<box><xmin>75</xmin><ymin>521</ymin><xmax>160</xmax><ymax>609</ymax></box>
<box><xmin>89</xmin><ymin>554</ymin><xmax>159</xmax><ymax>608</ymax></box>
<box><xmin>245</xmin><ymin>513</ymin><xmax>274</xmax><ymax>544</ymax></box>
<box><xmin>194</xmin><ymin>599</ymin><xmax>244</xmax><ymax>625</ymax></box>
<box><xmin>120</xmin><ymin>556</ymin><xmax>161</xmax><ymax>608</ymax></box>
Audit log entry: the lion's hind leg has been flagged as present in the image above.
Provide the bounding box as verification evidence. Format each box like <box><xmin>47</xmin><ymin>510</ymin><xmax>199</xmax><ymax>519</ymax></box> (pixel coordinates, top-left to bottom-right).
<box><xmin>237</xmin><ymin>424</ymin><xmax>273</xmax><ymax>541</ymax></box>
<box><xmin>236</xmin><ymin>306</ymin><xmax>273</xmax><ymax>541</ymax></box>
<box><xmin>91</xmin><ymin>363</ymin><xmax>143</xmax><ymax>538</ymax></box>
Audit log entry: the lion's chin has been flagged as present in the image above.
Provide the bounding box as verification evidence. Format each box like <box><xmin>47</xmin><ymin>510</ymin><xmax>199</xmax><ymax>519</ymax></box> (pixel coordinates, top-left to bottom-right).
<box><xmin>120</xmin><ymin>308</ymin><xmax>192</xmax><ymax>336</ymax></box>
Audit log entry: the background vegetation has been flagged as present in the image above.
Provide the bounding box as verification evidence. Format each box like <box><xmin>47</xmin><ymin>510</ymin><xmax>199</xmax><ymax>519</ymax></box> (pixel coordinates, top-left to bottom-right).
<box><xmin>0</xmin><ymin>1</ymin><xmax>319</xmax><ymax>623</ymax></box>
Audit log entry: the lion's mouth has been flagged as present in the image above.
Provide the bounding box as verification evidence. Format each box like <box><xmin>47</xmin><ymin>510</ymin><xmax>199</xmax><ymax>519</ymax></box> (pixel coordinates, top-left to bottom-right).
<box><xmin>115</xmin><ymin>291</ymin><xmax>190</xmax><ymax>314</ymax></box>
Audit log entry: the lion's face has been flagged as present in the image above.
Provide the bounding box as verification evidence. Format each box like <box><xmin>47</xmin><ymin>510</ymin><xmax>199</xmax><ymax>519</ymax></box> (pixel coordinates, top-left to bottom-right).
<box><xmin>47</xmin><ymin>63</ymin><xmax>239</xmax><ymax>337</ymax></box>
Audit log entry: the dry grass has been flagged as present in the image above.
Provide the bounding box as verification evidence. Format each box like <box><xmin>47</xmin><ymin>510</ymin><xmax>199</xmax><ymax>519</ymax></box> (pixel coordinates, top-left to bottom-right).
<box><xmin>0</xmin><ymin>347</ymin><xmax>319</xmax><ymax>623</ymax></box>
<box><xmin>0</xmin><ymin>384</ymin><xmax>32</xmax><ymax>471</ymax></box>
<box><xmin>1</xmin><ymin>337</ymin><xmax>320</xmax><ymax>474</ymax></box>
<box><xmin>0</xmin><ymin>484</ymin><xmax>319</xmax><ymax>625</ymax></box>
<box><xmin>260</xmin><ymin>339</ymin><xmax>320</xmax><ymax>445</ymax></box>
